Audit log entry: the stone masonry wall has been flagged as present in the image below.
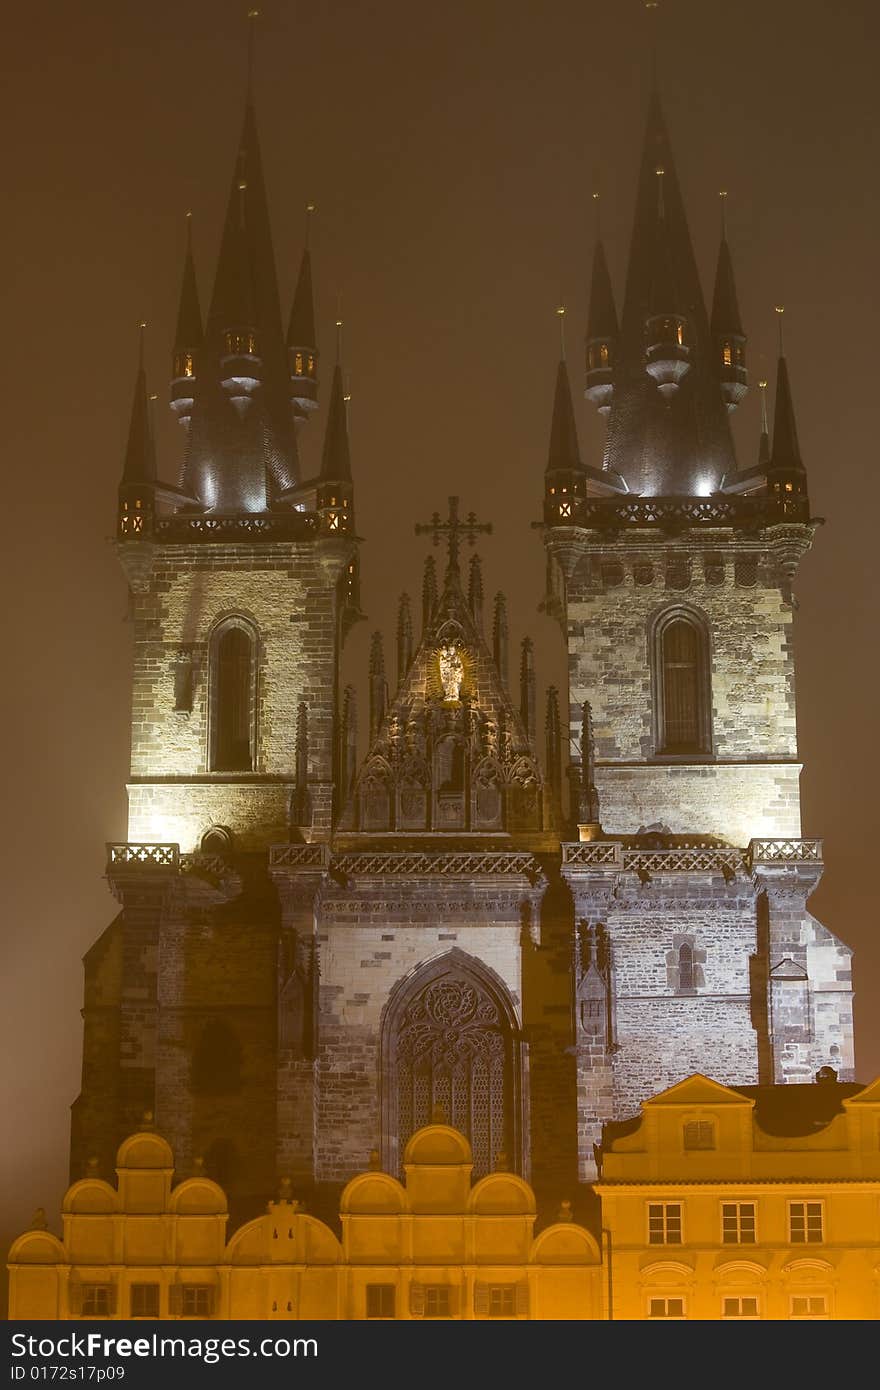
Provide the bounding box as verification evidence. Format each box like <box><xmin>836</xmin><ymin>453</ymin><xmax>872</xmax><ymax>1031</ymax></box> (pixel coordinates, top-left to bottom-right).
<box><xmin>313</xmin><ymin>879</ymin><xmax>530</xmax><ymax>1184</ymax></box>
<box><xmin>126</xmin><ymin>540</ymin><xmax>338</xmax><ymax>848</ymax></box>
<box><xmin>564</xmin><ymin>543</ymin><xmax>801</xmax><ymax>842</ymax></box>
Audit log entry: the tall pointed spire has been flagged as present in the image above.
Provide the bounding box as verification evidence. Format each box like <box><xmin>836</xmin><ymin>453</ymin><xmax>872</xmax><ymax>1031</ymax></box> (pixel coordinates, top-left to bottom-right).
<box><xmin>468</xmin><ymin>554</ymin><xmax>484</xmax><ymax>631</ymax></box>
<box><xmin>757</xmin><ymin>377</ymin><xmax>771</xmax><ymax>467</ymax></box>
<box><xmin>710</xmin><ymin>191</ymin><xmax>748</xmax><ymax>411</ymax></box>
<box><xmin>603</xmin><ymin>91</ymin><xmax>737</xmax><ymax>495</ymax></box>
<box><xmin>547</xmin><ymin>358</ymin><xmax>582</xmax><ymax>475</ymax></box>
<box><xmin>492</xmin><ymin>592</ymin><xmax>509</xmax><ymax>688</ymax></box>
<box><xmin>422</xmin><ymin>555</ymin><xmax>437</xmax><ymax>633</ymax></box>
<box><xmin>770</xmin><ymin>324</ymin><xmax>804</xmax><ymax>476</ymax></box>
<box><xmin>170</xmin><ymin>214</ymin><xmax>202</xmax><ymax>430</ymax></box>
<box><xmin>396</xmin><ymin>593</ymin><xmax>413</xmax><ymax>690</ymax></box>
<box><xmin>519</xmin><ymin>638</ymin><xmax>536</xmax><ymax>746</ymax></box>
<box><xmin>316</xmin><ymin>327</ymin><xmax>354</xmax><ymax>534</ymax></box>
<box><xmin>181</xmin><ymin>97</ymin><xmax>297</xmax><ymax>512</ymax></box>
<box><xmin>287</xmin><ymin>204</ymin><xmax>318</xmax><ymax>420</ymax></box>
<box><xmin>122</xmin><ymin>323</ymin><xmax>156</xmax><ymax>485</ymax></box>
<box><xmin>369</xmin><ymin>632</ymin><xmax>387</xmax><ymax>744</ymax></box>
<box><xmin>584</xmin><ymin>212</ymin><xmax>619</xmax><ymax>415</ymax></box>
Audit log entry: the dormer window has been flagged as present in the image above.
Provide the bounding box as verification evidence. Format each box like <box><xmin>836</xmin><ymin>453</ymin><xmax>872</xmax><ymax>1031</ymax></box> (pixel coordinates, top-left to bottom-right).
<box><xmin>722</xmin><ymin>341</ymin><xmax>733</xmax><ymax>367</ymax></box>
<box><xmin>294</xmin><ymin>351</ymin><xmax>304</xmax><ymax>374</ymax></box>
<box><xmin>174</xmin><ymin>351</ymin><xmax>195</xmax><ymax>379</ymax></box>
<box><xmin>683</xmin><ymin>1119</ymin><xmax>715</xmax><ymax>1151</ymax></box>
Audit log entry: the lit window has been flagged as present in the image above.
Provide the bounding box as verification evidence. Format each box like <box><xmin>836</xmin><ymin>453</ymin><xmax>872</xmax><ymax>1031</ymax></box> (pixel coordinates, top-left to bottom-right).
<box><xmin>683</xmin><ymin>1120</ymin><xmax>714</xmax><ymax>1150</ymax></box>
<box><xmin>132</xmin><ymin>516</ymin><xmax>143</xmax><ymax>533</ymax></box>
<box><xmin>559</xmin><ymin>501</ymin><xmax>572</xmax><ymax>518</ymax></box>
<box><xmin>599</xmin><ymin>342</ymin><xmax>609</xmax><ymax>366</ymax></box>
<box><xmin>327</xmin><ymin>511</ymin><xmax>340</xmax><ymax>531</ymax></box>
<box><xmin>366</xmin><ymin>1284</ymin><xmax>395</xmax><ymax>1319</ymax></box>
<box><xmin>723</xmin><ymin>1296</ymin><xmax>759</xmax><ymax>1319</ymax></box>
<box><xmin>648</xmin><ymin>1297</ymin><xmax>685</xmax><ymax>1319</ymax></box>
<box><xmin>130</xmin><ymin>1283</ymin><xmax>160</xmax><ymax>1318</ymax></box>
<box><xmin>648</xmin><ymin>1202</ymin><xmax>682</xmax><ymax>1245</ymax></box>
<box><xmin>676</xmin><ymin>321</ymin><xmax>684</xmax><ymax>346</ymax></box>
<box><xmin>655</xmin><ymin>612</ymin><xmax>711</xmax><ymax>755</ymax></box>
<box><xmin>307</xmin><ymin>354</ymin><xmax>315</xmax><ymax>373</ymax></box>
<box><xmin>80</xmin><ymin>1284</ymin><xmax>113</xmax><ymax>1317</ymax></box>
<box><xmin>784</xmin><ymin>481</ymin><xmax>793</xmax><ymax>492</ymax></box>
<box><xmin>789</xmin><ymin>1202</ymin><xmax>823</xmax><ymax>1243</ymax></box>
<box><xmin>722</xmin><ymin>1202</ymin><xmax>756</xmax><ymax>1244</ymax></box>
<box><xmin>210</xmin><ymin>622</ymin><xmax>255</xmax><ymax>773</ymax></box>
<box><xmin>424</xmin><ymin>1286</ymin><xmax>451</xmax><ymax>1318</ymax></box>
<box><xmin>294</xmin><ymin>352</ymin><xmax>304</xmax><ymax>374</ymax></box>
<box><xmin>722</xmin><ymin>341</ymin><xmax>732</xmax><ymax>367</ymax></box>
<box><xmin>790</xmin><ymin>1294</ymin><xmax>828</xmax><ymax>1319</ymax></box>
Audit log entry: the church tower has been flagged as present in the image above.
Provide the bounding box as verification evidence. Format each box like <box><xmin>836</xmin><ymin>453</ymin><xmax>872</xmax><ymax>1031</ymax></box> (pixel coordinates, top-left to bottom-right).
<box><xmin>543</xmin><ymin>92</ymin><xmax>854</xmax><ymax>1178</ymax></box>
<box><xmin>71</xmin><ymin>93</ymin><xmax>358</xmax><ymax>1205</ymax></box>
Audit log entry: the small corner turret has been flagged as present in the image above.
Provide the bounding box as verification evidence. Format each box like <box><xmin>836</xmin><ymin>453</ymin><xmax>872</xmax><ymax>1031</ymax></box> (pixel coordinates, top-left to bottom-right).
<box><xmin>118</xmin><ymin>323</ymin><xmax>157</xmax><ymax>542</ymax></box>
<box><xmin>710</xmin><ymin>192</ymin><xmax>748</xmax><ymax>411</ymax></box>
<box><xmin>287</xmin><ymin>205</ymin><xmax>319</xmax><ymax>424</ymax></box>
<box><xmin>169</xmin><ymin>213</ymin><xmax>202</xmax><ymax>430</ymax></box>
<box><xmin>584</xmin><ymin>196</ymin><xmax>618</xmax><ymax>416</ymax></box>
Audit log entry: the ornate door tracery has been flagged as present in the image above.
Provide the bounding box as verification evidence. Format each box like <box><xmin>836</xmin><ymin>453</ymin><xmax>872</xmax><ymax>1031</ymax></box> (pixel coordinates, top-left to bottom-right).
<box><xmin>386</xmin><ymin>958</ymin><xmax>517</xmax><ymax>1178</ymax></box>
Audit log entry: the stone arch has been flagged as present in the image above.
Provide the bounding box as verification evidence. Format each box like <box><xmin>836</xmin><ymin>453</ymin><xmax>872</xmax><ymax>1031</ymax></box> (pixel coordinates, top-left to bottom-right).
<box><xmin>380</xmin><ymin>949</ymin><xmax>523</xmax><ymax>1181</ymax></box>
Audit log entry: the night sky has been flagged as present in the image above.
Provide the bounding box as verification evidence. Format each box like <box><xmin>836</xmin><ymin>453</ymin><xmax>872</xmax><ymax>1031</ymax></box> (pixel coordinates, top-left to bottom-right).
<box><xmin>2</xmin><ymin>0</ymin><xmax>879</xmax><ymax>1273</ymax></box>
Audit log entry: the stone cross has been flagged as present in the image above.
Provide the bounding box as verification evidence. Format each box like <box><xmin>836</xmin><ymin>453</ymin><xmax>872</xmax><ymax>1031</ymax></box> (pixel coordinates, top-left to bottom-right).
<box><xmin>415</xmin><ymin>497</ymin><xmax>492</xmax><ymax>582</ymax></box>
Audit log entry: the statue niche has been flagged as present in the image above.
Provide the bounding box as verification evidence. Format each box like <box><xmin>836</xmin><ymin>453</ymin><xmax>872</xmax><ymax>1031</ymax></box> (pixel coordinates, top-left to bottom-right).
<box><xmin>433</xmin><ymin>735</ymin><xmax>467</xmax><ymax>829</ymax></box>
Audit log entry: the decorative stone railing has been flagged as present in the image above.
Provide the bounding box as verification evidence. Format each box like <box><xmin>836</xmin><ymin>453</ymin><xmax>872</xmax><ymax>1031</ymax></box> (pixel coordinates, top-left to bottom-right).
<box><xmin>562</xmin><ymin>843</ymin><xmax>744</xmax><ymax>875</ymax></box>
<box><xmin>106</xmin><ymin>843</ymin><xmax>180</xmax><ymax>870</ymax></box>
<box><xmin>747</xmin><ymin>838</ymin><xmax>823</xmax><ymax>866</ymax></box>
<box><xmin>268</xmin><ymin>844</ymin><xmax>331</xmax><ymax>870</ymax></box>
<box><xmin>331</xmin><ymin>851</ymin><xmax>542</xmax><ymax>881</ymax></box>
<box><xmin>546</xmin><ymin>492</ymin><xmax>811</xmax><ymax>533</ymax></box>
<box><xmin>153</xmin><ymin>513</ymin><xmax>319</xmax><ymax>544</ymax></box>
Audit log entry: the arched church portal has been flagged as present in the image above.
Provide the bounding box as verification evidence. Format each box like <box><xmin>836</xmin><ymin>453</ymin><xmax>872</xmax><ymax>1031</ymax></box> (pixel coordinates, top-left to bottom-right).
<box><xmin>381</xmin><ymin>951</ymin><xmax>522</xmax><ymax>1179</ymax></box>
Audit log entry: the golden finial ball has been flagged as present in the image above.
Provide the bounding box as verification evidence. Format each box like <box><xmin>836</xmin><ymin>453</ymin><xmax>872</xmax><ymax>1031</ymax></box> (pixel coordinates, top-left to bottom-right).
<box><xmin>138</xmin><ymin>320</ymin><xmax>147</xmax><ymax>330</ymax></box>
<box><xmin>248</xmin><ymin>8</ymin><xmax>260</xmax><ymax>19</ymax></box>
<box><xmin>238</xmin><ymin>180</ymin><xmax>248</xmax><ymax>192</ymax></box>
<box><xmin>759</xmin><ymin>379</ymin><xmax>768</xmax><ymax>390</ymax></box>
<box><xmin>556</xmin><ymin>305</ymin><xmax>565</xmax><ymax>317</ymax></box>
<box><xmin>306</xmin><ymin>202</ymin><xmax>316</xmax><ymax>213</ymax></box>
<box><xmin>775</xmin><ymin>304</ymin><xmax>785</xmax><ymax>314</ymax></box>
<box><xmin>655</xmin><ymin>165</ymin><xmax>665</xmax><ymax>177</ymax></box>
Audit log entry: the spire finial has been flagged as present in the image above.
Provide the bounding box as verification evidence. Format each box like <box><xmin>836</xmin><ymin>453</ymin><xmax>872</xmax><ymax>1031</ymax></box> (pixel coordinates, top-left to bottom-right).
<box><xmin>646</xmin><ymin>0</ymin><xmax>660</xmax><ymax>86</ymax></box>
<box><xmin>247</xmin><ymin>8</ymin><xmax>260</xmax><ymax>96</ymax></box>
<box><xmin>305</xmin><ymin>202</ymin><xmax>316</xmax><ymax>250</ymax></box>
<box><xmin>592</xmin><ymin>189</ymin><xmax>601</xmax><ymax>238</ymax></box>
<box><xmin>335</xmin><ymin>317</ymin><xmax>343</xmax><ymax>364</ymax></box>
<box><xmin>185</xmin><ymin>209</ymin><xmax>193</xmax><ymax>251</ymax></box>
<box><xmin>719</xmin><ymin>189</ymin><xmax>728</xmax><ymax>239</ymax></box>
<box><xmin>556</xmin><ymin>304</ymin><xmax>566</xmax><ymax>360</ymax></box>
<box><xmin>137</xmin><ymin>320</ymin><xmax>147</xmax><ymax>371</ymax></box>
<box><xmin>775</xmin><ymin>304</ymin><xmax>785</xmax><ymax>355</ymax></box>
<box><xmin>655</xmin><ymin>165</ymin><xmax>665</xmax><ymax>219</ymax></box>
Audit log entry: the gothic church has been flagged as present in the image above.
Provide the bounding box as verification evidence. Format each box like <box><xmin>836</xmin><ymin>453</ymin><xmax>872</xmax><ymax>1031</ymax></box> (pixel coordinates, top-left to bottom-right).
<box><xmin>72</xmin><ymin>82</ymin><xmax>855</xmax><ymax>1225</ymax></box>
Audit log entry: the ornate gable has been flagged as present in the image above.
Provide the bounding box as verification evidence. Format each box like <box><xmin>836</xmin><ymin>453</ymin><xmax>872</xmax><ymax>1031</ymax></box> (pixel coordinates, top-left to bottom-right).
<box><xmin>340</xmin><ymin>499</ymin><xmax>544</xmax><ymax>835</ymax></box>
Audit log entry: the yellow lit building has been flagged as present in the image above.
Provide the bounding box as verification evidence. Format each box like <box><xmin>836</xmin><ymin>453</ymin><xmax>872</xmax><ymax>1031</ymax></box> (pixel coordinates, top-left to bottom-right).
<box><xmin>9</xmin><ymin>1074</ymin><xmax>879</xmax><ymax>1320</ymax></box>
<box><xmin>595</xmin><ymin>1073</ymin><xmax>880</xmax><ymax>1320</ymax></box>
<box><xmin>7</xmin><ymin>1123</ymin><xmax>600</xmax><ymax>1321</ymax></box>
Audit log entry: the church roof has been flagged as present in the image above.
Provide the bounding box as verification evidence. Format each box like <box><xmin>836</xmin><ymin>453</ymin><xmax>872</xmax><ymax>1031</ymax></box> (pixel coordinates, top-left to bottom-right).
<box><xmin>602</xmin><ymin>92</ymin><xmax>737</xmax><ymax>496</ymax></box>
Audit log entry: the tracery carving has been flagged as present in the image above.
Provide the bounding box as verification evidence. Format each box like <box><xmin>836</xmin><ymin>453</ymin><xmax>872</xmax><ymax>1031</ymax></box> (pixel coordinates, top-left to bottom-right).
<box><xmin>385</xmin><ymin>958</ymin><xmax>518</xmax><ymax>1178</ymax></box>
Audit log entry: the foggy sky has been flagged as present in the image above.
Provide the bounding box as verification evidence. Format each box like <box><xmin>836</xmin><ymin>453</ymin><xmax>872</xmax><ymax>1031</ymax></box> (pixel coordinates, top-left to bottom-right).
<box><xmin>2</xmin><ymin>0</ymin><xmax>878</xmax><ymax>1279</ymax></box>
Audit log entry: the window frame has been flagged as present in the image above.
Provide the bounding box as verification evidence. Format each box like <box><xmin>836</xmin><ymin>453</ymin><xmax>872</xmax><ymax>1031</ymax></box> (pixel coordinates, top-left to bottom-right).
<box><xmin>682</xmin><ymin>1119</ymin><xmax>715</xmax><ymax>1151</ymax></box>
<box><xmin>80</xmin><ymin>1284</ymin><xmax>113</xmax><ymax>1317</ymax></box>
<box><xmin>365</xmin><ymin>1283</ymin><xmax>396</xmax><ymax>1319</ymax></box>
<box><xmin>720</xmin><ymin>1201</ymin><xmax>757</xmax><ymax>1245</ymax></box>
<box><xmin>647</xmin><ymin>1201</ymin><xmax>684</xmax><ymax>1246</ymax></box>
<box><xmin>650</xmin><ymin>606</ymin><xmax>713</xmax><ymax>759</ymax></box>
<box><xmin>789</xmin><ymin>1293</ymin><xmax>829</xmax><ymax>1319</ymax></box>
<box><xmin>180</xmin><ymin>1284</ymin><xmax>215</xmax><ymax>1318</ymax></box>
<box><xmin>788</xmin><ymin>1200</ymin><xmax>825</xmax><ymax>1245</ymax></box>
<box><xmin>130</xmin><ymin>1282</ymin><xmax>160</xmax><ymax>1318</ymax></box>
<box><xmin>721</xmin><ymin>1294</ymin><xmax>760</xmax><ymax>1320</ymax></box>
<box><xmin>423</xmin><ymin>1285</ymin><xmax>452</xmax><ymax>1319</ymax></box>
<box><xmin>647</xmin><ymin>1296</ymin><xmax>686</xmax><ymax>1319</ymax></box>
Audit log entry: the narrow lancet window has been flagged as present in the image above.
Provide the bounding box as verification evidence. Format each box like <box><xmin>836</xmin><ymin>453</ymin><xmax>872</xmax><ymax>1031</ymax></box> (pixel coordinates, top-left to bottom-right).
<box><xmin>211</xmin><ymin>623</ymin><xmax>254</xmax><ymax>771</ymax></box>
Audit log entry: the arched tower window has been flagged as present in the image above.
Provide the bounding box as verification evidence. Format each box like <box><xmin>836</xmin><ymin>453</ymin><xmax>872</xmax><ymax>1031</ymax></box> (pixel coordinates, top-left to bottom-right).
<box><xmin>192</xmin><ymin>1020</ymin><xmax>242</xmax><ymax>1096</ymax></box>
<box><xmin>380</xmin><ymin>952</ymin><xmax>521</xmax><ymax>1180</ymax></box>
<box><xmin>652</xmin><ymin>609</ymin><xmax>712</xmax><ymax>756</ymax></box>
<box><xmin>209</xmin><ymin>619</ymin><xmax>256</xmax><ymax>772</ymax></box>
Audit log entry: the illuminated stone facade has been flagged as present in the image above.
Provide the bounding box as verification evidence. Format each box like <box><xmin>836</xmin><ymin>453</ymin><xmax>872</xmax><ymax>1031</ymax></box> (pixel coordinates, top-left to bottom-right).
<box><xmin>67</xmin><ymin>81</ymin><xmax>856</xmax><ymax>1259</ymax></box>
